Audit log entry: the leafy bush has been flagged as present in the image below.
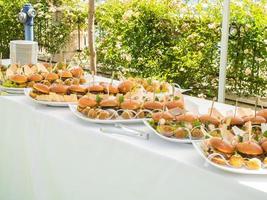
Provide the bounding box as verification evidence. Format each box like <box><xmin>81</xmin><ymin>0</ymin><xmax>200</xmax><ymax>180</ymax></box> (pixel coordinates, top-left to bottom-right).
<box><xmin>0</xmin><ymin>0</ymin><xmax>87</xmax><ymax>57</ymax></box>
<box><xmin>96</xmin><ymin>0</ymin><xmax>267</xmax><ymax>97</ymax></box>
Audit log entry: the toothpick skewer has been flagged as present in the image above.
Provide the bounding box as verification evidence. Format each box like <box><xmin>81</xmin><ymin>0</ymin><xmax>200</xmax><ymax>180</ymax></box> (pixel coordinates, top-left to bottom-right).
<box><xmin>254</xmin><ymin>97</ymin><xmax>259</xmax><ymax>118</ymax></box>
<box><xmin>92</xmin><ymin>71</ymin><xmax>95</xmax><ymax>85</ymax></box>
<box><xmin>234</xmin><ymin>99</ymin><xmax>238</xmax><ymax>118</ymax></box>
<box><xmin>210</xmin><ymin>97</ymin><xmax>216</xmax><ymax>116</ymax></box>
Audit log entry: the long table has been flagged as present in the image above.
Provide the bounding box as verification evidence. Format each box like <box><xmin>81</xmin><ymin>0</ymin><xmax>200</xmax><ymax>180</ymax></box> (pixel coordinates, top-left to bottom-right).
<box><xmin>1</xmin><ymin>92</ymin><xmax>267</xmax><ymax>200</ymax></box>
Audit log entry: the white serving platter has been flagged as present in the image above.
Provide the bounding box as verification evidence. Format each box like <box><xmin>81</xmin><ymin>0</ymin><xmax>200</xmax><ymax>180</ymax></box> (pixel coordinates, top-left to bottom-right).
<box><xmin>143</xmin><ymin>120</ymin><xmax>192</xmax><ymax>144</ymax></box>
<box><xmin>24</xmin><ymin>88</ymin><xmax>77</xmax><ymax>107</ymax></box>
<box><xmin>0</xmin><ymin>85</ymin><xmax>25</xmax><ymax>94</ymax></box>
<box><xmin>192</xmin><ymin>140</ymin><xmax>267</xmax><ymax>175</ymax></box>
<box><xmin>69</xmin><ymin>104</ymin><xmax>145</xmax><ymax>124</ymax></box>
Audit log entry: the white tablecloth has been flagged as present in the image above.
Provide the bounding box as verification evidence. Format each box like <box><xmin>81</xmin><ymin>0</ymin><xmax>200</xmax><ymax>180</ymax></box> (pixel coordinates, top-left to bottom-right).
<box><xmin>0</xmin><ymin>95</ymin><xmax>267</xmax><ymax>200</ymax></box>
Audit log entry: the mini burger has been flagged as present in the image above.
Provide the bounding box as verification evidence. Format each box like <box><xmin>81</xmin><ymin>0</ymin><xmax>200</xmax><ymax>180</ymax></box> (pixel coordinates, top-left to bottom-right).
<box><xmin>206</xmin><ymin>138</ymin><xmax>235</xmax><ymax>164</ymax></box>
<box><xmin>175</xmin><ymin>113</ymin><xmax>204</xmax><ymax>139</ymax></box>
<box><xmin>165</xmin><ymin>98</ymin><xmax>184</xmax><ymax>110</ymax></box>
<box><xmin>27</xmin><ymin>74</ymin><xmax>43</xmax><ymax>87</ymax></box>
<box><xmin>143</xmin><ymin>101</ymin><xmax>164</xmax><ymax>110</ymax></box>
<box><xmin>88</xmin><ymin>84</ymin><xmax>104</xmax><ymax>93</ymax></box>
<box><xmin>257</xmin><ymin>109</ymin><xmax>267</xmax><ymax>120</ymax></box>
<box><xmin>99</xmin><ymin>98</ymin><xmax>118</xmax><ymax>108</ymax></box>
<box><xmin>243</xmin><ymin>115</ymin><xmax>266</xmax><ymax>124</ymax></box>
<box><xmin>68</xmin><ymin>85</ymin><xmax>87</xmax><ymax>98</ymax></box>
<box><xmin>120</xmin><ymin>99</ymin><xmax>140</xmax><ymax>110</ymax></box>
<box><xmin>45</xmin><ymin>73</ymin><xmax>59</xmax><ymax>82</ymax></box>
<box><xmin>223</xmin><ymin>116</ymin><xmax>244</xmax><ymax>127</ymax></box>
<box><xmin>49</xmin><ymin>84</ymin><xmax>68</xmax><ymax>95</ymax></box>
<box><xmin>103</xmin><ymin>84</ymin><xmax>119</xmax><ymax>94</ymax></box>
<box><xmin>151</xmin><ymin>111</ymin><xmax>174</xmax><ymax>122</ymax></box>
<box><xmin>236</xmin><ymin>141</ymin><xmax>263</xmax><ymax>156</ymax></box>
<box><xmin>59</xmin><ymin>70</ymin><xmax>73</xmax><ymax>81</ymax></box>
<box><xmin>30</xmin><ymin>83</ymin><xmax>50</xmax><ymax>99</ymax></box>
<box><xmin>118</xmin><ymin>80</ymin><xmax>135</xmax><ymax>93</ymax></box>
<box><xmin>78</xmin><ymin>96</ymin><xmax>97</xmax><ymax>111</ymax></box>
<box><xmin>70</xmin><ymin>67</ymin><xmax>84</xmax><ymax>78</ymax></box>
<box><xmin>9</xmin><ymin>74</ymin><xmax>28</xmax><ymax>87</ymax></box>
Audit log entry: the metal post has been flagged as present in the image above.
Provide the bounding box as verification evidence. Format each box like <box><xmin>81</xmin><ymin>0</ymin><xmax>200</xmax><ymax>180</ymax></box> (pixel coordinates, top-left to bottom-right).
<box><xmin>18</xmin><ymin>3</ymin><xmax>36</xmax><ymax>41</ymax></box>
<box><xmin>218</xmin><ymin>0</ymin><xmax>230</xmax><ymax>103</ymax></box>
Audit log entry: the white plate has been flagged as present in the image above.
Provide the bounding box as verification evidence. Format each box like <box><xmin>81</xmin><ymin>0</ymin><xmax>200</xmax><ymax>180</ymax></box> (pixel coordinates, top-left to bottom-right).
<box><xmin>24</xmin><ymin>88</ymin><xmax>77</xmax><ymax>107</ymax></box>
<box><xmin>69</xmin><ymin>104</ymin><xmax>145</xmax><ymax>124</ymax></box>
<box><xmin>0</xmin><ymin>85</ymin><xmax>25</xmax><ymax>94</ymax></box>
<box><xmin>192</xmin><ymin>140</ymin><xmax>267</xmax><ymax>175</ymax></box>
<box><xmin>143</xmin><ymin>120</ymin><xmax>191</xmax><ymax>144</ymax></box>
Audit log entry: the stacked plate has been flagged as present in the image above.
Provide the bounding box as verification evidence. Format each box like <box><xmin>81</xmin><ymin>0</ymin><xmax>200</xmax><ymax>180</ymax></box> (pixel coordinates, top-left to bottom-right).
<box><xmin>10</xmin><ymin>40</ymin><xmax>38</xmax><ymax>65</ymax></box>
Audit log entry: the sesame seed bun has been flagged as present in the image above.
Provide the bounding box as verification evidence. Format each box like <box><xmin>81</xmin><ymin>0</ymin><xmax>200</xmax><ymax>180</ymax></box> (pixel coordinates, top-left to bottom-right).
<box><xmin>236</xmin><ymin>141</ymin><xmax>263</xmax><ymax>156</ymax></box>
<box><xmin>209</xmin><ymin>137</ymin><xmax>235</xmax><ymax>154</ymax></box>
<box><xmin>10</xmin><ymin>74</ymin><xmax>28</xmax><ymax>84</ymax></box>
<box><xmin>33</xmin><ymin>83</ymin><xmax>50</xmax><ymax>94</ymax></box>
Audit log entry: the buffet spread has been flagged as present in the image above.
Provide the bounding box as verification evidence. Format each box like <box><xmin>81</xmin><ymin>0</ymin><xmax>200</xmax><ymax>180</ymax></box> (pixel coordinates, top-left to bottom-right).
<box><xmin>1</xmin><ymin>62</ymin><xmax>267</xmax><ymax>176</ymax></box>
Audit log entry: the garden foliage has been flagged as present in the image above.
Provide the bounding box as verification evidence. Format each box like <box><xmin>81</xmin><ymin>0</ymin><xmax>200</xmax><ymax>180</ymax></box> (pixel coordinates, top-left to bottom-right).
<box><xmin>96</xmin><ymin>0</ymin><xmax>267</xmax><ymax>97</ymax></box>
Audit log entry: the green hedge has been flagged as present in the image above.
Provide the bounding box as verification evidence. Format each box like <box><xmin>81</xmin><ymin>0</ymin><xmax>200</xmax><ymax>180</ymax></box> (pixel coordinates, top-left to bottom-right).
<box><xmin>96</xmin><ymin>0</ymin><xmax>267</xmax><ymax>97</ymax></box>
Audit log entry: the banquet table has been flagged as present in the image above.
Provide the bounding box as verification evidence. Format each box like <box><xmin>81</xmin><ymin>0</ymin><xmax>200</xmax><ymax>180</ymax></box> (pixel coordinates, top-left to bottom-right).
<box><xmin>1</xmin><ymin>92</ymin><xmax>267</xmax><ymax>200</ymax></box>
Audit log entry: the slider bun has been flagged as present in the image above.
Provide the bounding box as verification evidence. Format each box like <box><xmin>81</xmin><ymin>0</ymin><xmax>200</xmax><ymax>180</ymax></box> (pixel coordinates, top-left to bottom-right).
<box><xmin>33</xmin><ymin>83</ymin><xmax>50</xmax><ymax>94</ymax></box>
<box><xmin>199</xmin><ymin>114</ymin><xmax>220</xmax><ymax>125</ymax></box>
<box><xmin>120</xmin><ymin>99</ymin><xmax>140</xmax><ymax>110</ymax></box>
<box><xmin>118</xmin><ymin>80</ymin><xmax>134</xmax><ymax>93</ymax></box>
<box><xmin>68</xmin><ymin>85</ymin><xmax>87</xmax><ymax>93</ymax></box>
<box><xmin>165</xmin><ymin>100</ymin><xmax>184</xmax><ymax>110</ymax></box>
<box><xmin>243</xmin><ymin>115</ymin><xmax>266</xmax><ymax>124</ymax></box>
<box><xmin>175</xmin><ymin>113</ymin><xmax>198</xmax><ymax>123</ymax></box>
<box><xmin>257</xmin><ymin>109</ymin><xmax>267</xmax><ymax>120</ymax></box>
<box><xmin>223</xmin><ymin>116</ymin><xmax>244</xmax><ymax>126</ymax></box>
<box><xmin>45</xmin><ymin>73</ymin><xmax>59</xmax><ymax>81</ymax></box>
<box><xmin>152</xmin><ymin>111</ymin><xmax>174</xmax><ymax>122</ymax></box>
<box><xmin>70</xmin><ymin>67</ymin><xmax>84</xmax><ymax>78</ymax></box>
<box><xmin>104</xmin><ymin>85</ymin><xmax>119</xmax><ymax>94</ymax></box>
<box><xmin>10</xmin><ymin>74</ymin><xmax>28</xmax><ymax>84</ymax></box>
<box><xmin>261</xmin><ymin>141</ymin><xmax>267</xmax><ymax>152</ymax></box>
<box><xmin>209</xmin><ymin>137</ymin><xmax>235</xmax><ymax>154</ymax></box>
<box><xmin>60</xmin><ymin>70</ymin><xmax>73</xmax><ymax>78</ymax></box>
<box><xmin>78</xmin><ymin>96</ymin><xmax>97</xmax><ymax>108</ymax></box>
<box><xmin>28</xmin><ymin>74</ymin><xmax>43</xmax><ymax>82</ymax></box>
<box><xmin>88</xmin><ymin>85</ymin><xmax>104</xmax><ymax>92</ymax></box>
<box><xmin>99</xmin><ymin>99</ymin><xmax>118</xmax><ymax>107</ymax></box>
<box><xmin>143</xmin><ymin>101</ymin><xmax>164</xmax><ymax>110</ymax></box>
<box><xmin>236</xmin><ymin>141</ymin><xmax>263</xmax><ymax>156</ymax></box>
<box><xmin>49</xmin><ymin>84</ymin><xmax>68</xmax><ymax>94</ymax></box>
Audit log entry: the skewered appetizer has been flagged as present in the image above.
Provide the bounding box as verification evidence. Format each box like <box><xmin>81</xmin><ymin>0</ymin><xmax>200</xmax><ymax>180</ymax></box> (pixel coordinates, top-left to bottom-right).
<box><xmin>76</xmin><ymin>90</ymin><xmax>185</xmax><ymax>121</ymax></box>
<box><xmin>29</xmin><ymin>83</ymin><xmax>87</xmax><ymax>102</ymax></box>
<box><xmin>200</xmin><ymin>107</ymin><xmax>267</xmax><ymax>170</ymax></box>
